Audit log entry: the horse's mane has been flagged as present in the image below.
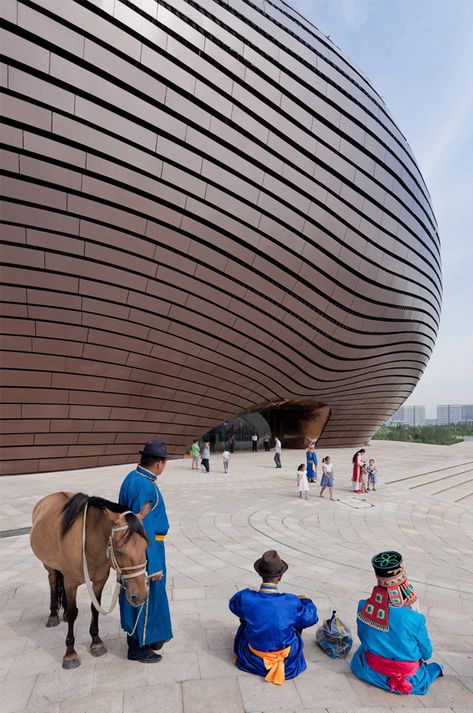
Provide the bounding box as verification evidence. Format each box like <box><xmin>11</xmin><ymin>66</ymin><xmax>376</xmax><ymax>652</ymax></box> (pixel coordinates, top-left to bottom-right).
<box><xmin>60</xmin><ymin>493</ymin><xmax>149</xmax><ymax>544</ymax></box>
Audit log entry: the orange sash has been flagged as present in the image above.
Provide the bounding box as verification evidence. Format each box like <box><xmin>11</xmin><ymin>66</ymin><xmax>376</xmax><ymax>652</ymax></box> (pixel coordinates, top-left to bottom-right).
<box><xmin>248</xmin><ymin>643</ymin><xmax>291</xmax><ymax>685</ymax></box>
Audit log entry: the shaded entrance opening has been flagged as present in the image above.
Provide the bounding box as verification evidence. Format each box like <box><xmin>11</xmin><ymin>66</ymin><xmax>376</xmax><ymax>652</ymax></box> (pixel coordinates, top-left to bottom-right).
<box><xmin>202</xmin><ymin>412</ymin><xmax>271</xmax><ymax>452</ymax></box>
<box><xmin>260</xmin><ymin>399</ymin><xmax>331</xmax><ymax>449</ymax></box>
<box><xmin>202</xmin><ymin>400</ymin><xmax>330</xmax><ymax>452</ymax></box>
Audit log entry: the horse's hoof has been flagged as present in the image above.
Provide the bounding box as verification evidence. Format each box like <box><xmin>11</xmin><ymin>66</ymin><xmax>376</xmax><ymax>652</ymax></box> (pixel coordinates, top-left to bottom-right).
<box><xmin>46</xmin><ymin>615</ymin><xmax>60</xmax><ymax>628</ymax></box>
<box><xmin>62</xmin><ymin>655</ymin><xmax>81</xmax><ymax>670</ymax></box>
<box><xmin>90</xmin><ymin>643</ymin><xmax>107</xmax><ymax>657</ymax></box>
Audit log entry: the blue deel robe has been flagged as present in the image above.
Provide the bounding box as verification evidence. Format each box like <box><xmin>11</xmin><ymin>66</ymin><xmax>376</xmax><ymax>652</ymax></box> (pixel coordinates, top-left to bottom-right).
<box><xmin>229</xmin><ymin>588</ymin><xmax>318</xmax><ymax>680</ymax></box>
<box><xmin>118</xmin><ymin>464</ymin><xmax>173</xmax><ymax>647</ymax></box>
<box><xmin>306</xmin><ymin>450</ymin><xmax>318</xmax><ymax>480</ymax></box>
<box><xmin>351</xmin><ymin>599</ymin><xmax>442</xmax><ymax>694</ymax></box>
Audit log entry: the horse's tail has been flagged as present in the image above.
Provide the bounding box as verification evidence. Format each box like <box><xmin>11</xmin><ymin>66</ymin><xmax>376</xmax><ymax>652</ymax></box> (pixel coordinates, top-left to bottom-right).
<box><xmin>61</xmin><ymin>492</ymin><xmax>89</xmax><ymax>538</ymax></box>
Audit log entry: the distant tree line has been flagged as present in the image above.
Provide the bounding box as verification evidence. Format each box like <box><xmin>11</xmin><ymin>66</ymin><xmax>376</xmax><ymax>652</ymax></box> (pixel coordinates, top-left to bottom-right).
<box><xmin>372</xmin><ymin>423</ymin><xmax>473</xmax><ymax>446</ymax></box>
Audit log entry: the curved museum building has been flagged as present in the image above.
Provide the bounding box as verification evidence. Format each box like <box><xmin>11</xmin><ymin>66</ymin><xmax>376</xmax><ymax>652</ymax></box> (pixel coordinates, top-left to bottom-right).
<box><xmin>0</xmin><ymin>0</ymin><xmax>441</xmax><ymax>474</ymax></box>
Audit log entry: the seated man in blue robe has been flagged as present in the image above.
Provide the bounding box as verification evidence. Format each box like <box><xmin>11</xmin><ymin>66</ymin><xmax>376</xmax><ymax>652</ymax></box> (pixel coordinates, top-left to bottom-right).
<box><xmin>119</xmin><ymin>440</ymin><xmax>173</xmax><ymax>663</ymax></box>
<box><xmin>351</xmin><ymin>551</ymin><xmax>442</xmax><ymax>694</ymax></box>
<box><xmin>229</xmin><ymin>550</ymin><xmax>318</xmax><ymax>684</ymax></box>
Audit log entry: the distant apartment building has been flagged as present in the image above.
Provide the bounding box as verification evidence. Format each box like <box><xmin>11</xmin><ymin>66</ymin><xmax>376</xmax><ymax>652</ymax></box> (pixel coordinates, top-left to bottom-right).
<box><xmin>462</xmin><ymin>405</ymin><xmax>473</xmax><ymax>422</ymax></box>
<box><xmin>385</xmin><ymin>405</ymin><xmax>425</xmax><ymax>426</ymax></box>
<box><xmin>437</xmin><ymin>405</ymin><xmax>449</xmax><ymax>425</ymax></box>
<box><xmin>387</xmin><ymin>403</ymin><xmax>473</xmax><ymax>428</ymax></box>
<box><xmin>404</xmin><ymin>405</ymin><xmax>426</xmax><ymax>426</ymax></box>
<box><xmin>437</xmin><ymin>404</ymin><xmax>464</xmax><ymax>424</ymax></box>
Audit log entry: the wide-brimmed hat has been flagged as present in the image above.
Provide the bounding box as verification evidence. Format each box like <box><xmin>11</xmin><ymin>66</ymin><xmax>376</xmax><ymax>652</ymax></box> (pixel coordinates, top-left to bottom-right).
<box><xmin>139</xmin><ymin>440</ymin><xmax>168</xmax><ymax>459</ymax></box>
<box><xmin>254</xmin><ymin>550</ymin><xmax>288</xmax><ymax>577</ymax></box>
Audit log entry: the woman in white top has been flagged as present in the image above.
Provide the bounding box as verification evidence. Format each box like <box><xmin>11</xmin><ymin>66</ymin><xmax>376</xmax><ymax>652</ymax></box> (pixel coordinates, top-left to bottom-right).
<box><xmin>320</xmin><ymin>456</ymin><xmax>335</xmax><ymax>500</ymax></box>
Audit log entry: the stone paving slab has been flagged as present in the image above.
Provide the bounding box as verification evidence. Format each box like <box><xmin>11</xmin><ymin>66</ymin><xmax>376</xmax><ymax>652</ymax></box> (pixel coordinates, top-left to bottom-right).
<box><xmin>0</xmin><ymin>440</ymin><xmax>473</xmax><ymax>712</ymax></box>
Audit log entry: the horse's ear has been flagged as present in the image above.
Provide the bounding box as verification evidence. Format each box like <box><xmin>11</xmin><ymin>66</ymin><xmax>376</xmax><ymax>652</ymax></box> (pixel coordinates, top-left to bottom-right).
<box><xmin>137</xmin><ymin>500</ymin><xmax>152</xmax><ymax>521</ymax></box>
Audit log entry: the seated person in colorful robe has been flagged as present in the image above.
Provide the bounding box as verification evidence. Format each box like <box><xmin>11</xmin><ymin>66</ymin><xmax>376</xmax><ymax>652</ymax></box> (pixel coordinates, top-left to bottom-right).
<box><xmin>119</xmin><ymin>440</ymin><xmax>173</xmax><ymax>663</ymax></box>
<box><xmin>229</xmin><ymin>550</ymin><xmax>318</xmax><ymax>684</ymax></box>
<box><xmin>351</xmin><ymin>551</ymin><xmax>442</xmax><ymax>695</ymax></box>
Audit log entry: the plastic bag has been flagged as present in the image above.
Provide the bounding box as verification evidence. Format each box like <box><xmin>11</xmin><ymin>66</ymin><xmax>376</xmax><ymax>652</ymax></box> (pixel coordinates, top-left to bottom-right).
<box><xmin>315</xmin><ymin>610</ymin><xmax>353</xmax><ymax>659</ymax></box>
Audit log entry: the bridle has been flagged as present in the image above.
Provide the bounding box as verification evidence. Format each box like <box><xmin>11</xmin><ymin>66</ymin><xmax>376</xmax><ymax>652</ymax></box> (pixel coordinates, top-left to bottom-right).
<box><xmin>106</xmin><ymin>517</ymin><xmax>148</xmax><ymax>583</ymax></box>
<box><xmin>82</xmin><ymin>502</ymin><xmax>148</xmax><ymax>616</ymax></box>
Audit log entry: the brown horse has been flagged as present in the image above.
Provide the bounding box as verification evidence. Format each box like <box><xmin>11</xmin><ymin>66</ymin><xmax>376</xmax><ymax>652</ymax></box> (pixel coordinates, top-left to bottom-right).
<box><xmin>30</xmin><ymin>492</ymin><xmax>151</xmax><ymax>669</ymax></box>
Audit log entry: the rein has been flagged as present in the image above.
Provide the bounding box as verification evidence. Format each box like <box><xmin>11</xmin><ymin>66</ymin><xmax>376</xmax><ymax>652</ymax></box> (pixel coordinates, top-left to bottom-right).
<box><xmin>81</xmin><ymin>502</ymin><xmax>147</xmax><ymax>617</ymax></box>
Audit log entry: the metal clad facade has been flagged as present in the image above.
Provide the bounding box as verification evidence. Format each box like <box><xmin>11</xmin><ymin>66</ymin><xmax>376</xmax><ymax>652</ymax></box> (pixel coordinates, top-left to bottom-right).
<box><xmin>0</xmin><ymin>0</ymin><xmax>441</xmax><ymax>474</ymax></box>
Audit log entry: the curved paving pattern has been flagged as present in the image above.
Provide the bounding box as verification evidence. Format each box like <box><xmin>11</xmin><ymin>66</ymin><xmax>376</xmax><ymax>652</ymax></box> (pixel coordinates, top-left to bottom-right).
<box><xmin>0</xmin><ymin>441</ymin><xmax>472</xmax><ymax>712</ymax></box>
<box><xmin>0</xmin><ymin>0</ymin><xmax>441</xmax><ymax>475</ymax></box>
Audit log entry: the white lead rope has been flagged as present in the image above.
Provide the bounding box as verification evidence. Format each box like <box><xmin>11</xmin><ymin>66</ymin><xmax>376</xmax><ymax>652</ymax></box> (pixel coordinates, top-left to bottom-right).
<box><xmin>82</xmin><ymin>502</ymin><xmax>122</xmax><ymax>615</ymax></box>
<box><xmin>81</xmin><ymin>502</ymin><xmax>147</xmax><ymax>617</ymax></box>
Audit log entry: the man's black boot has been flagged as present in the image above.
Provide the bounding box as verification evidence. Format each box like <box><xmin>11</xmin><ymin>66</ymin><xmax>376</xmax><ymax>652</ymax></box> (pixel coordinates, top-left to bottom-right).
<box><xmin>127</xmin><ymin>635</ymin><xmax>162</xmax><ymax>663</ymax></box>
<box><xmin>148</xmin><ymin>639</ymin><xmax>169</xmax><ymax>651</ymax></box>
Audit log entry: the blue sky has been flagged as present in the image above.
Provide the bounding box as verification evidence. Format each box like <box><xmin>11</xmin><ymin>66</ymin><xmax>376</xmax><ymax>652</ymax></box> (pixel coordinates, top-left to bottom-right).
<box><xmin>290</xmin><ymin>0</ymin><xmax>473</xmax><ymax>417</ymax></box>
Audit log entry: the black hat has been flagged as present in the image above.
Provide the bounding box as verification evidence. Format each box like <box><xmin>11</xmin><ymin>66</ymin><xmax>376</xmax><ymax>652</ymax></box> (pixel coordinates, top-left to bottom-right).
<box><xmin>139</xmin><ymin>440</ymin><xmax>168</xmax><ymax>459</ymax></box>
<box><xmin>254</xmin><ymin>550</ymin><xmax>288</xmax><ymax>577</ymax></box>
<box><xmin>371</xmin><ymin>551</ymin><xmax>403</xmax><ymax>577</ymax></box>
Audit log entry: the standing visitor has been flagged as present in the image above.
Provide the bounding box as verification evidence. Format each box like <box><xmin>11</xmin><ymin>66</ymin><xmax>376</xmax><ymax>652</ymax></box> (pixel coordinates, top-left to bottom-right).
<box><xmin>296</xmin><ymin>463</ymin><xmax>309</xmax><ymax>500</ymax></box>
<box><xmin>229</xmin><ymin>434</ymin><xmax>236</xmax><ymax>453</ymax></box>
<box><xmin>306</xmin><ymin>444</ymin><xmax>318</xmax><ymax>483</ymax></box>
<box><xmin>319</xmin><ymin>456</ymin><xmax>335</xmax><ymax>500</ymax></box>
<box><xmin>274</xmin><ymin>437</ymin><xmax>282</xmax><ymax>468</ymax></box>
<box><xmin>263</xmin><ymin>432</ymin><xmax>270</xmax><ymax>452</ymax></box>
<box><xmin>229</xmin><ymin>550</ymin><xmax>318</xmax><ymax>684</ymax></box>
<box><xmin>367</xmin><ymin>459</ymin><xmax>378</xmax><ymax>491</ymax></box>
<box><xmin>223</xmin><ymin>448</ymin><xmax>230</xmax><ymax>474</ymax></box>
<box><xmin>352</xmin><ymin>448</ymin><xmax>366</xmax><ymax>493</ymax></box>
<box><xmin>118</xmin><ymin>440</ymin><xmax>172</xmax><ymax>663</ymax></box>
<box><xmin>190</xmin><ymin>439</ymin><xmax>200</xmax><ymax>470</ymax></box>
<box><xmin>361</xmin><ymin>463</ymin><xmax>369</xmax><ymax>494</ymax></box>
<box><xmin>251</xmin><ymin>433</ymin><xmax>258</xmax><ymax>452</ymax></box>
<box><xmin>351</xmin><ymin>551</ymin><xmax>442</xmax><ymax>694</ymax></box>
<box><xmin>201</xmin><ymin>441</ymin><xmax>210</xmax><ymax>472</ymax></box>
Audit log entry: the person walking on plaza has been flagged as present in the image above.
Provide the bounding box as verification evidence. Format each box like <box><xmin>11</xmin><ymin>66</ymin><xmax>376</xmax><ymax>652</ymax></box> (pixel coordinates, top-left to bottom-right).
<box><xmin>319</xmin><ymin>456</ymin><xmax>335</xmax><ymax>500</ymax></box>
<box><xmin>352</xmin><ymin>448</ymin><xmax>366</xmax><ymax>493</ymax></box>
<box><xmin>201</xmin><ymin>441</ymin><xmax>210</xmax><ymax>472</ymax></box>
<box><xmin>229</xmin><ymin>550</ymin><xmax>318</xmax><ymax>684</ymax></box>
<box><xmin>367</xmin><ymin>459</ymin><xmax>378</xmax><ymax>491</ymax></box>
<box><xmin>229</xmin><ymin>434</ymin><xmax>236</xmax><ymax>453</ymax></box>
<box><xmin>263</xmin><ymin>432</ymin><xmax>270</xmax><ymax>452</ymax></box>
<box><xmin>118</xmin><ymin>440</ymin><xmax>173</xmax><ymax>663</ymax></box>
<box><xmin>297</xmin><ymin>463</ymin><xmax>309</xmax><ymax>500</ymax></box>
<box><xmin>190</xmin><ymin>439</ymin><xmax>200</xmax><ymax>470</ymax></box>
<box><xmin>351</xmin><ymin>551</ymin><xmax>442</xmax><ymax>695</ymax></box>
<box><xmin>274</xmin><ymin>437</ymin><xmax>282</xmax><ymax>468</ymax></box>
<box><xmin>251</xmin><ymin>433</ymin><xmax>258</xmax><ymax>452</ymax></box>
<box><xmin>223</xmin><ymin>448</ymin><xmax>230</xmax><ymax>474</ymax></box>
<box><xmin>306</xmin><ymin>443</ymin><xmax>318</xmax><ymax>483</ymax></box>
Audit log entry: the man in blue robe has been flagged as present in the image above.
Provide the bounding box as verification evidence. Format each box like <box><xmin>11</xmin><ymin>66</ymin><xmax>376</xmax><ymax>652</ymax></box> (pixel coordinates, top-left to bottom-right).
<box><xmin>351</xmin><ymin>551</ymin><xmax>442</xmax><ymax>694</ymax></box>
<box><xmin>229</xmin><ymin>550</ymin><xmax>318</xmax><ymax>684</ymax></box>
<box><xmin>119</xmin><ymin>440</ymin><xmax>173</xmax><ymax>663</ymax></box>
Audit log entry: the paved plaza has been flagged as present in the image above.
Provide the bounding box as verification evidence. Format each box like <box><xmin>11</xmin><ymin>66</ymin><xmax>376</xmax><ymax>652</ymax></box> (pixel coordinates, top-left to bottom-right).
<box><xmin>1</xmin><ymin>440</ymin><xmax>472</xmax><ymax>713</ymax></box>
